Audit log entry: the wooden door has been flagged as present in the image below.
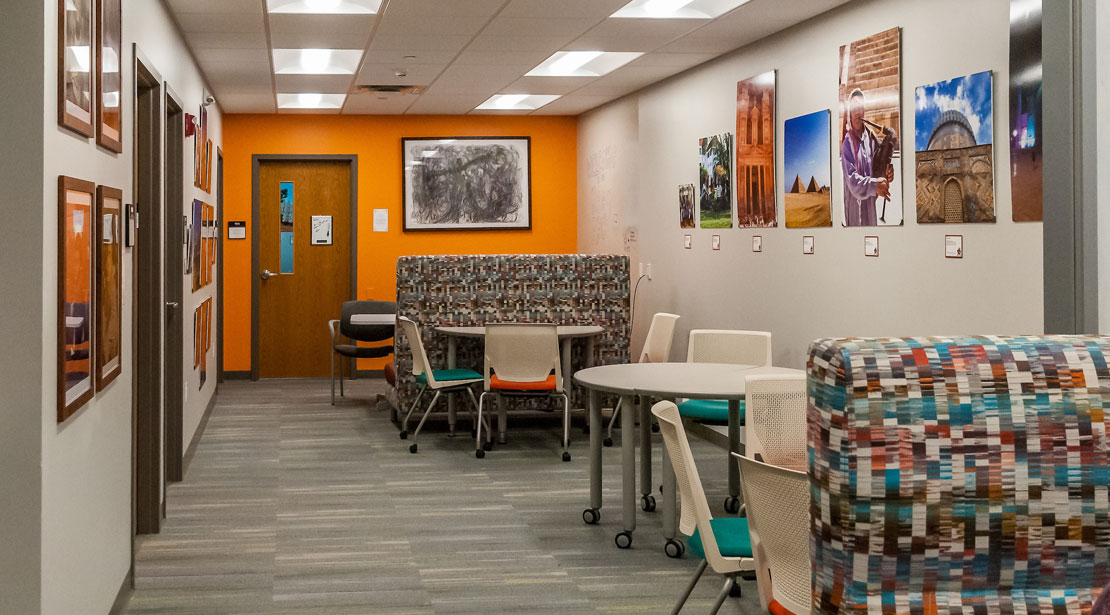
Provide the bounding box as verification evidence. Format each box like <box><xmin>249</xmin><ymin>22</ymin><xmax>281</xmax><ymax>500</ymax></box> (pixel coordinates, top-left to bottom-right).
<box><xmin>258</xmin><ymin>160</ymin><xmax>351</xmax><ymax>378</ymax></box>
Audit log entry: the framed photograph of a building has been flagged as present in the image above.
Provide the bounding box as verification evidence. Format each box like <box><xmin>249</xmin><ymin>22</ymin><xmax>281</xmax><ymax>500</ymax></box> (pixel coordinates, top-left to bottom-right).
<box><xmin>735</xmin><ymin>71</ymin><xmax>776</xmax><ymax>227</ymax></box>
<box><xmin>58</xmin><ymin>176</ymin><xmax>97</xmax><ymax>421</ymax></box>
<box><xmin>59</xmin><ymin>0</ymin><xmax>95</xmax><ymax>137</ymax></box>
<box><xmin>402</xmin><ymin>137</ymin><xmax>531</xmax><ymax>231</ymax></box>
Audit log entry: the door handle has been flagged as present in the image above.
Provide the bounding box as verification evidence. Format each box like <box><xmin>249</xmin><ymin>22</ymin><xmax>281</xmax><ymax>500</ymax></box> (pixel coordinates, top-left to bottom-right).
<box><xmin>260</xmin><ymin>269</ymin><xmax>275</xmax><ymax>280</ymax></box>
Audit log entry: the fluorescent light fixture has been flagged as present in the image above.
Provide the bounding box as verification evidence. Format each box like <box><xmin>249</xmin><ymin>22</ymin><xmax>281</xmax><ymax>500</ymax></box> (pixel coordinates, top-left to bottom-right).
<box><xmin>267</xmin><ymin>0</ymin><xmax>380</xmax><ymax>14</ymax></box>
<box><xmin>475</xmin><ymin>94</ymin><xmax>561</xmax><ymax>111</ymax></box>
<box><xmin>273</xmin><ymin>48</ymin><xmax>362</xmax><ymax>74</ymax></box>
<box><xmin>610</xmin><ymin>0</ymin><xmax>751</xmax><ymax>19</ymax></box>
<box><xmin>277</xmin><ymin>92</ymin><xmax>346</xmax><ymax>109</ymax></box>
<box><xmin>526</xmin><ymin>51</ymin><xmax>642</xmax><ymax>77</ymax></box>
<box><xmin>67</xmin><ymin>45</ymin><xmax>91</xmax><ymax>73</ymax></box>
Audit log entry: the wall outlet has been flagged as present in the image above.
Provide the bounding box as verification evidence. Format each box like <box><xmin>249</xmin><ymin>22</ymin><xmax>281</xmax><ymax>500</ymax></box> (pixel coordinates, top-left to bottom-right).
<box><xmin>646</xmin><ymin>263</ymin><xmax>653</xmax><ymax>280</ymax></box>
<box><xmin>639</xmin><ymin>262</ymin><xmax>644</xmax><ymax>277</ymax></box>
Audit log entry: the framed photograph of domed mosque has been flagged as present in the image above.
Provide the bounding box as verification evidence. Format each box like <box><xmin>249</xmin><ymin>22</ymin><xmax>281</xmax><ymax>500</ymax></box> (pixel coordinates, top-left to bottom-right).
<box><xmin>838</xmin><ymin>27</ymin><xmax>903</xmax><ymax>227</ymax></box>
<box><xmin>914</xmin><ymin>70</ymin><xmax>995</xmax><ymax>223</ymax></box>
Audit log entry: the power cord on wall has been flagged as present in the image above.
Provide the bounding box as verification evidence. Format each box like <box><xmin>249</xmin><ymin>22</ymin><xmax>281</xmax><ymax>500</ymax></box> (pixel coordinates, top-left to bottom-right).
<box><xmin>630</xmin><ymin>273</ymin><xmax>647</xmax><ymax>332</ymax></box>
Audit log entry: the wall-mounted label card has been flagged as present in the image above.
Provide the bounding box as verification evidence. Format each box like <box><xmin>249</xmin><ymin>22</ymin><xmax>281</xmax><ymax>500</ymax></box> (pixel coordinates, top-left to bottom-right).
<box><xmin>311</xmin><ymin>215</ymin><xmax>333</xmax><ymax>245</ymax></box>
<box><xmin>945</xmin><ymin>234</ymin><xmax>963</xmax><ymax>258</ymax></box>
<box><xmin>712</xmin><ymin>235</ymin><xmax>721</xmax><ymax>250</ymax></box>
<box><xmin>684</xmin><ymin>234</ymin><xmax>692</xmax><ymax>249</ymax></box>
<box><xmin>227</xmin><ymin>220</ymin><xmax>246</xmax><ymax>240</ymax></box>
<box><xmin>373</xmin><ymin>209</ymin><xmax>388</xmax><ymax>232</ymax></box>
<box><xmin>803</xmin><ymin>235</ymin><xmax>814</xmax><ymax>254</ymax></box>
<box><xmin>864</xmin><ymin>235</ymin><xmax>879</xmax><ymax>257</ymax></box>
<box><xmin>752</xmin><ymin>236</ymin><xmax>762</xmax><ymax>252</ymax></box>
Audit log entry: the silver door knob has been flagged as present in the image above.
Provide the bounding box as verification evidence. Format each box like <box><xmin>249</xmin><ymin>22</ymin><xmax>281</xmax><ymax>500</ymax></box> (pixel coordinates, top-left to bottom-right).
<box><xmin>260</xmin><ymin>269</ymin><xmax>275</xmax><ymax>280</ymax></box>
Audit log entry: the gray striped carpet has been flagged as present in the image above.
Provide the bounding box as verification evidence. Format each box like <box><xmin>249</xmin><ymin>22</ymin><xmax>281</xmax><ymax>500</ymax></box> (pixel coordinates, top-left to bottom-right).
<box><xmin>120</xmin><ymin>378</ymin><xmax>761</xmax><ymax>614</ymax></box>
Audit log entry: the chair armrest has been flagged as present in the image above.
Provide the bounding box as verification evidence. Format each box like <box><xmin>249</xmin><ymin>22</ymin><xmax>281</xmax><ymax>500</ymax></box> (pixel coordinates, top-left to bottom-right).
<box><xmin>328</xmin><ymin>319</ymin><xmax>340</xmax><ymax>348</ymax></box>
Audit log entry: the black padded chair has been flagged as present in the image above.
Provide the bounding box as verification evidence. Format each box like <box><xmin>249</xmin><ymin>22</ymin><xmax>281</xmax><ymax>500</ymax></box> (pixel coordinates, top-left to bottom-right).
<box><xmin>328</xmin><ymin>300</ymin><xmax>396</xmax><ymax>404</ymax></box>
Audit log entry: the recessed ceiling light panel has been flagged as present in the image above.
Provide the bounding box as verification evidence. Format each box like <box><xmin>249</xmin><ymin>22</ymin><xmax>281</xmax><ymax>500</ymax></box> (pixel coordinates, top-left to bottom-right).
<box><xmin>277</xmin><ymin>93</ymin><xmax>347</xmax><ymax>109</ymax></box>
<box><xmin>474</xmin><ymin>94</ymin><xmax>561</xmax><ymax>111</ymax></box>
<box><xmin>267</xmin><ymin>0</ymin><xmax>381</xmax><ymax>14</ymax></box>
<box><xmin>525</xmin><ymin>51</ymin><xmax>643</xmax><ymax>77</ymax></box>
<box><xmin>610</xmin><ymin>0</ymin><xmax>752</xmax><ymax>19</ymax></box>
<box><xmin>272</xmin><ymin>49</ymin><xmax>363</xmax><ymax>75</ymax></box>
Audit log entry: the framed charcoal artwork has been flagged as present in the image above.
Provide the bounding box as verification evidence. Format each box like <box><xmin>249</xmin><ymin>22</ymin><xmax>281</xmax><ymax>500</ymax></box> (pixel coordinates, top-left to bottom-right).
<box><xmin>402</xmin><ymin>137</ymin><xmax>532</xmax><ymax>231</ymax></box>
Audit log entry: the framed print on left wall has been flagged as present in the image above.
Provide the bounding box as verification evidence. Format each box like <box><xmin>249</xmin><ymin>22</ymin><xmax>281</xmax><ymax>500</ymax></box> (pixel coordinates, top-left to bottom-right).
<box><xmin>96</xmin><ymin>0</ymin><xmax>122</xmax><ymax>152</ymax></box>
<box><xmin>96</xmin><ymin>185</ymin><xmax>123</xmax><ymax>389</ymax></box>
<box><xmin>59</xmin><ymin>176</ymin><xmax>97</xmax><ymax>422</ymax></box>
<box><xmin>59</xmin><ymin>0</ymin><xmax>95</xmax><ymax>137</ymax></box>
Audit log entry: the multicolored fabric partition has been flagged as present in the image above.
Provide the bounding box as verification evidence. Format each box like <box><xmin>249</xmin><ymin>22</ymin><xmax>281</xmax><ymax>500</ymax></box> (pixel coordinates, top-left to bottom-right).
<box><xmin>395</xmin><ymin>255</ymin><xmax>630</xmax><ymax>410</ymax></box>
<box><xmin>807</xmin><ymin>336</ymin><xmax>1109</xmax><ymax>614</ymax></box>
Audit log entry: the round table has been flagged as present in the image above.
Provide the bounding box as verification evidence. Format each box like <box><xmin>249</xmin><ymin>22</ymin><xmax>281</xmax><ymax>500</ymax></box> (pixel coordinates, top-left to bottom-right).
<box><xmin>435</xmin><ymin>325</ymin><xmax>605</xmax><ymax>440</ymax></box>
<box><xmin>573</xmin><ymin>362</ymin><xmax>803</xmax><ymax>553</ymax></box>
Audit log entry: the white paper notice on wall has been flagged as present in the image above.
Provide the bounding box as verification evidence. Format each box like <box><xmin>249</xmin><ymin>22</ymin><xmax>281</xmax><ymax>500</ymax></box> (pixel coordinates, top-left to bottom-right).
<box><xmin>373</xmin><ymin>209</ymin><xmax>388</xmax><ymax>232</ymax></box>
<box><xmin>311</xmin><ymin>215</ymin><xmax>332</xmax><ymax>245</ymax></box>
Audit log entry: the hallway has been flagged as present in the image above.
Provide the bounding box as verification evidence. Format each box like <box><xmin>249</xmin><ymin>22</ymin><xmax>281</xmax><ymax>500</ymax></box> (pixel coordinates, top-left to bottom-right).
<box><xmin>121</xmin><ymin>379</ymin><xmax>756</xmax><ymax>614</ymax></box>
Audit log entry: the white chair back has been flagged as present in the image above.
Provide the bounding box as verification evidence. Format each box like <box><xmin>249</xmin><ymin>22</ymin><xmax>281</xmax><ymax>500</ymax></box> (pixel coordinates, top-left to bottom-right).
<box><xmin>652</xmin><ymin>400</ymin><xmax>732</xmax><ymax>571</ymax></box>
<box><xmin>687</xmin><ymin>329</ymin><xmax>772</xmax><ymax>366</ymax></box>
<box><xmin>745</xmin><ymin>374</ymin><xmax>808</xmax><ymax>471</ymax></box>
<box><xmin>398</xmin><ymin>317</ymin><xmax>438</xmax><ymax>387</ymax></box>
<box><xmin>639</xmin><ymin>312</ymin><xmax>680</xmax><ymax>363</ymax></box>
<box><xmin>734</xmin><ymin>453</ymin><xmax>811</xmax><ymax>615</ymax></box>
<box><xmin>484</xmin><ymin>324</ymin><xmax>562</xmax><ymax>390</ymax></box>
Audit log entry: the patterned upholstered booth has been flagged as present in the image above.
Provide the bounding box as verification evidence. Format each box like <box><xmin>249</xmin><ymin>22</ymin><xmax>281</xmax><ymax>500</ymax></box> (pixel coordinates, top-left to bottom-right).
<box><xmin>807</xmin><ymin>336</ymin><xmax>1109</xmax><ymax>614</ymax></box>
<box><xmin>395</xmin><ymin>255</ymin><xmax>630</xmax><ymax>413</ymax></box>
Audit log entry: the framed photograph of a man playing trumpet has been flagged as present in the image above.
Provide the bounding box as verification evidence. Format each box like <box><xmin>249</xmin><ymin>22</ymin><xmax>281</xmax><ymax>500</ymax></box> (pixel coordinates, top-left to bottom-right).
<box><xmin>838</xmin><ymin>27</ymin><xmax>903</xmax><ymax>226</ymax></box>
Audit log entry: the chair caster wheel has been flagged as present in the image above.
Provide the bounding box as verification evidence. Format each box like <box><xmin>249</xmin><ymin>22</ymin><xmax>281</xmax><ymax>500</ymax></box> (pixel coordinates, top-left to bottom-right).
<box><xmin>651</xmin><ymin>423</ymin><xmax>659</xmax><ymax>433</ymax></box>
<box><xmin>482</xmin><ymin>441</ymin><xmax>493</xmax><ymax>451</ymax></box>
<box><xmin>603</xmin><ymin>438</ymin><xmax>613</xmax><ymax>447</ymax></box>
<box><xmin>399</xmin><ymin>431</ymin><xmax>408</xmax><ymax>440</ymax></box>
<box><xmin>729</xmin><ymin>582</ymin><xmax>742</xmax><ymax>597</ymax></box>
<box><xmin>641</xmin><ymin>495</ymin><xmax>656</xmax><ymax>512</ymax></box>
<box><xmin>615</xmin><ymin>531</ymin><xmax>633</xmax><ymax>549</ymax></box>
<box><xmin>475</xmin><ymin>449</ymin><xmax>485</xmax><ymax>459</ymax></box>
<box><xmin>582</xmin><ymin>508</ymin><xmax>600</xmax><ymax>525</ymax></box>
<box><xmin>562</xmin><ymin>452</ymin><xmax>571</xmax><ymax>462</ymax></box>
<box><xmin>723</xmin><ymin>496</ymin><xmax>740</xmax><ymax>514</ymax></box>
<box><xmin>409</xmin><ymin>444</ymin><xmax>418</xmax><ymax>454</ymax></box>
<box><xmin>664</xmin><ymin>539</ymin><xmax>685</xmax><ymax>558</ymax></box>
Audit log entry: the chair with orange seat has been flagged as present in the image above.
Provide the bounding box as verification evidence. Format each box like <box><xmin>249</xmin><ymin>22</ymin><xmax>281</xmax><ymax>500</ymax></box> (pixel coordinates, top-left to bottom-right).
<box><xmin>476</xmin><ymin>323</ymin><xmax>570</xmax><ymax>461</ymax></box>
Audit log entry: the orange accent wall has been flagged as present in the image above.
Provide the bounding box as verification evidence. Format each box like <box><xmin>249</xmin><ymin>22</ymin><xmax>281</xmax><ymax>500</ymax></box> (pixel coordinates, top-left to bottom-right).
<box><xmin>222</xmin><ymin>114</ymin><xmax>579</xmax><ymax>372</ymax></box>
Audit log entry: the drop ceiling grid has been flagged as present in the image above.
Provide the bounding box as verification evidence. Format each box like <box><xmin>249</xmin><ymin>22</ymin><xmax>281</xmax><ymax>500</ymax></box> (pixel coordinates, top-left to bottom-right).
<box><xmin>167</xmin><ymin>0</ymin><xmax>855</xmax><ymax>115</ymax></box>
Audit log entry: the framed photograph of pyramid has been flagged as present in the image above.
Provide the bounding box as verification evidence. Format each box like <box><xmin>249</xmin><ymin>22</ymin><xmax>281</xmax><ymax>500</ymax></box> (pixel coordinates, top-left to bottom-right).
<box><xmin>784</xmin><ymin>110</ymin><xmax>832</xmax><ymax>227</ymax></box>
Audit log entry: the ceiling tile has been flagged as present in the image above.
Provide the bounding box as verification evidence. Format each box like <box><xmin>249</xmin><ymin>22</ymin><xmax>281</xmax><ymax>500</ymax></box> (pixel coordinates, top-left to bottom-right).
<box><xmin>361</xmin><ymin>49</ymin><xmax>460</xmax><ymax>64</ymax></box>
<box><xmin>274</xmin><ymin>74</ymin><xmax>355</xmax><ymax>92</ymax></box>
<box><xmin>181</xmin><ymin>32</ymin><xmax>268</xmax><ymax>49</ymax></box>
<box><xmin>342</xmin><ymin>93</ymin><xmax>419</xmax><ymax>114</ymax></box>
<box><xmin>499</xmin><ymin>0</ymin><xmax>629</xmax><ymax>19</ymax></box>
<box><xmin>267</xmin><ymin>14</ymin><xmax>378</xmax><ymax>34</ymax></box>
<box><xmin>174</xmin><ymin>12</ymin><xmax>265</xmax><ymax>33</ymax></box>
<box><xmin>479</xmin><ymin>17</ymin><xmax>600</xmax><ymax>39</ymax></box>
<box><xmin>167</xmin><ymin>0</ymin><xmax>260</xmax><ymax>14</ymax></box>
<box><xmin>213</xmin><ymin>90</ymin><xmax>276</xmax><ymax>113</ymax></box>
<box><xmin>368</xmin><ymin>33</ymin><xmax>474</xmax><ymax>53</ymax></box>
<box><xmin>355</xmin><ymin>63</ymin><xmax>447</xmax><ymax>86</ymax></box>
<box><xmin>268</xmin><ymin>31</ymin><xmax>370</xmax><ymax>48</ymax></box>
<box><xmin>195</xmin><ymin>47</ymin><xmax>271</xmax><ymax>64</ymax></box>
<box><xmin>374</xmin><ymin>14</ymin><xmax>490</xmax><ymax>37</ymax></box>
<box><xmin>465</xmin><ymin>34</ymin><xmax>573</xmax><ymax>52</ymax></box>
<box><xmin>501</xmin><ymin>75</ymin><xmax>597</xmax><ymax>96</ymax></box>
<box><xmin>574</xmin><ymin>65</ymin><xmax>686</xmax><ymax>95</ymax></box>
<box><xmin>201</xmin><ymin>61</ymin><xmax>274</xmax><ymax>87</ymax></box>
<box><xmin>629</xmin><ymin>52</ymin><xmax>718</xmax><ymax>68</ymax></box>
<box><xmin>424</xmin><ymin>64</ymin><xmax>529</xmax><ymax>95</ymax></box>
<box><xmin>453</xmin><ymin>49</ymin><xmax>550</xmax><ymax>67</ymax></box>
<box><xmin>405</xmin><ymin>93</ymin><xmax>488</xmax><ymax>115</ymax></box>
<box><xmin>382</xmin><ymin>0</ymin><xmax>505</xmax><ymax>19</ymax></box>
<box><xmin>528</xmin><ymin>94</ymin><xmax>617</xmax><ymax>115</ymax></box>
<box><xmin>565</xmin><ymin>18</ymin><xmax>703</xmax><ymax>52</ymax></box>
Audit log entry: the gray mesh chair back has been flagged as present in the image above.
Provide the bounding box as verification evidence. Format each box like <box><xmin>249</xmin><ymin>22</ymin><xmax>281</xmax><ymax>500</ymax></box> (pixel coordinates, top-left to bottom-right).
<box><xmin>329</xmin><ymin>300</ymin><xmax>396</xmax><ymax>404</ymax></box>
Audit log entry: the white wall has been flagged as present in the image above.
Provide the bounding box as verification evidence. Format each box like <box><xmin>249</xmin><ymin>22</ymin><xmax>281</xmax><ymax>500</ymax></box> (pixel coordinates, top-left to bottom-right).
<box><xmin>579</xmin><ymin>0</ymin><xmax>1043</xmax><ymax>368</ymax></box>
<box><xmin>38</xmin><ymin>0</ymin><xmax>220</xmax><ymax>613</ymax></box>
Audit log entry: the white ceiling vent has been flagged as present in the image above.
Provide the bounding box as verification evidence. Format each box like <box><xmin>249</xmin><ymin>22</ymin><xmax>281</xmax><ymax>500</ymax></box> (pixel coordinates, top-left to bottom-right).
<box><xmin>353</xmin><ymin>84</ymin><xmax>425</xmax><ymax>96</ymax></box>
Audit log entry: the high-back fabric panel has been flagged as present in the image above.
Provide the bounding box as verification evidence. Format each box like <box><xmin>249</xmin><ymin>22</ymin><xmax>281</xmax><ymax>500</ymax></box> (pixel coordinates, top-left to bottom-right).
<box><xmin>808</xmin><ymin>336</ymin><xmax>1109</xmax><ymax>615</ymax></box>
<box><xmin>395</xmin><ymin>255</ymin><xmax>630</xmax><ymax>409</ymax></box>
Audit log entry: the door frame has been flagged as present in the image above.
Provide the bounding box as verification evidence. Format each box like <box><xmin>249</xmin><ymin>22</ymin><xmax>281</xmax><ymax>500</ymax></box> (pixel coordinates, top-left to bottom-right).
<box><xmin>217</xmin><ymin>148</ymin><xmax>225</xmax><ymax>383</ymax></box>
<box><xmin>163</xmin><ymin>84</ymin><xmax>185</xmax><ymax>484</ymax></box>
<box><xmin>131</xmin><ymin>44</ymin><xmax>164</xmax><ymax>538</ymax></box>
<box><xmin>250</xmin><ymin>154</ymin><xmax>358</xmax><ymax>380</ymax></box>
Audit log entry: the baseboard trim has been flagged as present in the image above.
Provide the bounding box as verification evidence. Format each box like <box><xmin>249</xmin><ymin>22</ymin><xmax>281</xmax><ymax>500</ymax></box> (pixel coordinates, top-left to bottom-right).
<box><xmin>182</xmin><ymin>392</ymin><xmax>218</xmax><ymax>476</ymax></box>
<box><xmin>222</xmin><ymin>370</ymin><xmax>251</xmax><ymax>380</ymax></box>
<box><xmin>108</xmin><ymin>566</ymin><xmax>133</xmax><ymax>614</ymax></box>
<box><xmin>354</xmin><ymin>369</ymin><xmax>385</xmax><ymax>379</ymax></box>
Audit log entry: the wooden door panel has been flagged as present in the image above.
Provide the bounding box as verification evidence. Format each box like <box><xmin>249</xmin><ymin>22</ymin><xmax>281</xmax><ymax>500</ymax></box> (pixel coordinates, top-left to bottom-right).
<box><xmin>259</xmin><ymin>161</ymin><xmax>350</xmax><ymax>378</ymax></box>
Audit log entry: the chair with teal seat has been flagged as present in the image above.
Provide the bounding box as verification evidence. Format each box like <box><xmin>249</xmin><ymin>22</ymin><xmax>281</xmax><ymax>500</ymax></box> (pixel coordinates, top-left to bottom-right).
<box><xmin>397</xmin><ymin>317</ymin><xmax>485</xmax><ymax>454</ymax></box>
<box><xmin>653</xmin><ymin>400</ymin><xmax>755</xmax><ymax>614</ymax></box>
<box><xmin>677</xmin><ymin>329</ymin><xmax>772</xmax><ymax>425</ymax></box>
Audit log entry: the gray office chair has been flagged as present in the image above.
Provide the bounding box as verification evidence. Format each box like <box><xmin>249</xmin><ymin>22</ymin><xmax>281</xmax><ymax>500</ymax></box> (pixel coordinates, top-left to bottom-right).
<box><xmin>328</xmin><ymin>300</ymin><xmax>396</xmax><ymax>404</ymax></box>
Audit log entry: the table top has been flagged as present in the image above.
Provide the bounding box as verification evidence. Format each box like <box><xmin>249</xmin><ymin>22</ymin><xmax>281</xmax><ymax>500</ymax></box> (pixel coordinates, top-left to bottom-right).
<box><xmin>573</xmin><ymin>362</ymin><xmax>803</xmax><ymax>399</ymax></box>
<box><xmin>435</xmin><ymin>325</ymin><xmax>605</xmax><ymax>339</ymax></box>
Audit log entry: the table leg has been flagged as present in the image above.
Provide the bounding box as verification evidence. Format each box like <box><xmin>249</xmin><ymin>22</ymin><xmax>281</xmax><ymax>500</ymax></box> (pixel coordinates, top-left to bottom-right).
<box><xmin>639</xmin><ymin>396</ymin><xmax>653</xmax><ymax>511</ymax></box>
<box><xmin>727</xmin><ymin>398</ymin><xmax>741</xmax><ymax>508</ymax></box>
<box><xmin>446</xmin><ymin>336</ymin><xmax>457</xmax><ymax>436</ymax></box>
<box><xmin>617</xmin><ymin>393</ymin><xmax>636</xmax><ymax>548</ymax></box>
<box><xmin>584</xmin><ymin>337</ymin><xmax>596</xmax><ymax>433</ymax></box>
<box><xmin>583</xmin><ymin>388</ymin><xmax>602</xmax><ymax>524</ymax></box>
